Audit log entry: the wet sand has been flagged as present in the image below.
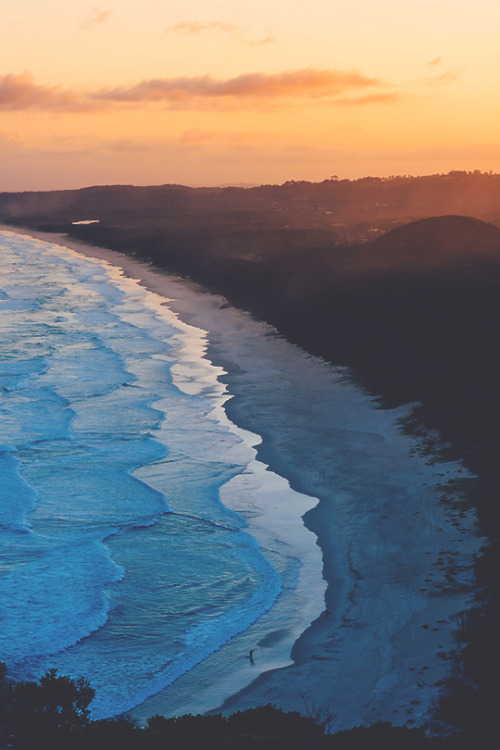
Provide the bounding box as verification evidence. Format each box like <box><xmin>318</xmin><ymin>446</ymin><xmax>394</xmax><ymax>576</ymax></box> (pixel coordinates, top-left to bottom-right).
<box><xmin>1</xmin><ymin>225</ymin><xmax>483</xmax><ymax>732</ymax></box>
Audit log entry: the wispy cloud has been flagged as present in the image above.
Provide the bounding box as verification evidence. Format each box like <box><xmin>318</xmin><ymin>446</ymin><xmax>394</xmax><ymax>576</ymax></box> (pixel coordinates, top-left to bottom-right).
<box><xmin>176</xmin><ymin>129</ymin><xmax>253</xmax><ymax>146</ymax></box>
<box><xmin>81</xmin><ymin>6</ymin><xmax>111</xmax><ymax>31</ymax></box>
<box><xmin>169</xmin><ymin>21</ymin><xmax>238</xmax><ymax>35</ymax></box>
<box><xmin>335</xmin><ymin>92</ymin><xmax>402</xmax><ymax>106</ymax></box>
<box><xmin>0</xmin><ymin>72</ymin><xmax>101</xmax><ymax>112</ymax></box>
<box><xmin>427</xmin><ymin>56</ymin><xmax>443</xmax><ymax>67</ymax></box>
<box><xmin>0</xmin><ymin>69</ymin><xmax>392</xmax><ymax>112</ymax></box>
<box><xmin>177</xmin><ymin>129</ymin><xmax>220</xmax><ymax>144</ymax></box>
<box><xmin>0</xmin><ymin>130</ymin><xmax>28</xmax><ymax>149</ymax></box>
<box><xmin>166</xmin><ymin>19</ymin><xmax>276</xmax><ymax>46</ymax></box>
<box><xmin>94</xmin><ymin>69</ymin><xmax>384</xmax><ymax>104</ymax></box>
<box><xmin>424</xmin><ymin>67</ymin><xmax>464</xmax><ymax>86</ymax></box>
<box><xmin>423</xmin><ymin>56</ymin><xmax>463</xmax><ymax>87</ymax></box>
<box><xmin>247</xmin><ymin>36</ymin><xmax>276</xmax><ymax>47</ymax></box>
<box><xmin>101</xmin><ymin>130</ymin><xmax>253</xmax><ymax>152</ymax></box>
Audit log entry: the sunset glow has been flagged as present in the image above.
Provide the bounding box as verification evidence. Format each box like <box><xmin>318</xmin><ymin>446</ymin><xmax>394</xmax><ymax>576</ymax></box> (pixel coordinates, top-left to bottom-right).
<box><xmin>1</xmin><ymin>0</ymin><xmax>498</xmax><ymax>190</ymax></box>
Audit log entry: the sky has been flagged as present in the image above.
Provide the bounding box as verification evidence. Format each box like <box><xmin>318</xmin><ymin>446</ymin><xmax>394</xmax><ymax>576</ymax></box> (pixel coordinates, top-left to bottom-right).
<box><xmin>0</xmin><ymin>0</ymin><xmax>499</xmax><ymax>190</ymax></box>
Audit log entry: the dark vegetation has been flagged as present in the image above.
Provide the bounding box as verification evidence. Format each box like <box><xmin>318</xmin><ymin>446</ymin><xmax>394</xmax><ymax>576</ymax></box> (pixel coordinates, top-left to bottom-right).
<box><xmin>1</xmin><ymin>171</ymin><xmax>499</xmax><ymax>240</ymax></box>
<box><xmin>0</xmin><ymin>662</ymin><xmax>461</xmax><ymax>749</ymax></box>
<box><xmin>1</xmin><ymin>172</ymin><xmax>500</xmax><ymax>747</ymax></box>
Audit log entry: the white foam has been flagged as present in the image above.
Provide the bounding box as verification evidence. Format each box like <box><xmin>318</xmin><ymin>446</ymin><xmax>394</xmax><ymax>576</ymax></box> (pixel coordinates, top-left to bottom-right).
<box><xmin>0</xmin><ymin>230</ymin><xmax>327</xmax><ymax>719</ymax></box>
<box><xmin>109</xmin><ymin>262</ymin><xmax>482</xmax><ymax>729</ymax></box>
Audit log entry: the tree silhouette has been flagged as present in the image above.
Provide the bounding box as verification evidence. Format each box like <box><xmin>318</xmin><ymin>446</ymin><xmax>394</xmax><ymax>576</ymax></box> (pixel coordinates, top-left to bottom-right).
<box><xmin>0</xmin><ymin>662</ymin><xmax>94</xmax><ymax>749</ymax></box>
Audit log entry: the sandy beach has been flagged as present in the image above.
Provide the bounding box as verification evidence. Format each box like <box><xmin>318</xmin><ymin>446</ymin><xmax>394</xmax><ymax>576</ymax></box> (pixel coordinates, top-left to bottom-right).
<box><xmin>1</xmin><ymin>225</ymin><xmax>483</xmax><ymax>732</ymax></box>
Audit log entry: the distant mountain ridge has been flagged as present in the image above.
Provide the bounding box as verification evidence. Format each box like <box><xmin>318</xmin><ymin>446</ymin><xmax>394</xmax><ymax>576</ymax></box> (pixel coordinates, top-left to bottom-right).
<box><xmin>1</xmin><ymin>172</ymin><xmax>499</xmax><ymax>244</ymax></box>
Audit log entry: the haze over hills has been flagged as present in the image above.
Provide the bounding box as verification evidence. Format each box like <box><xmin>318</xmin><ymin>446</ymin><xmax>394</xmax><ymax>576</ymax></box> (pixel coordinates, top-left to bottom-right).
<box><xmin>1</xmin><ymin>171</ymin><xmax>499</xmax><ymax>242</ymax></box>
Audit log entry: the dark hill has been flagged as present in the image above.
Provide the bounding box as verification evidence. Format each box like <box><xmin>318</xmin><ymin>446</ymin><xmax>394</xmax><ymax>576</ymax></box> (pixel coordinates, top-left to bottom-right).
<box><xmin>353</xmin><ymin>215</ymin><xmax>500</xmax><ymax>273</ymax></box>
<box><xmin>372</xmin><ymin>215</ymin><xmax>500</xmax><ymax>254</ymax></box>
<box><xmin>1</xmin><ymin>171</ymin><xmax>500</xmax><ymax>242</ymax></box>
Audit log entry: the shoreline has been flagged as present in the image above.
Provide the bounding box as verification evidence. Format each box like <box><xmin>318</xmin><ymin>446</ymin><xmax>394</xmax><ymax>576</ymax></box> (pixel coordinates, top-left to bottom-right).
<box><xmin>0</xmin><ymin>226</ymin><xmax>327</xmax><ymax>719</ymax></box>
<box><xmin>1</xmin><ymin>225</ymin><xmax>483</xmax><ymax>731</ymax></box>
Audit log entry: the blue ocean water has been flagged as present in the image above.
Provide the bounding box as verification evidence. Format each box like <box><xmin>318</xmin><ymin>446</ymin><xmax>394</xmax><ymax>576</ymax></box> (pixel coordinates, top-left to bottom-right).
<box><xmin>0</xmin><ymin>231</ymin><xmax>306</xmax><ymax>718</ymax></box>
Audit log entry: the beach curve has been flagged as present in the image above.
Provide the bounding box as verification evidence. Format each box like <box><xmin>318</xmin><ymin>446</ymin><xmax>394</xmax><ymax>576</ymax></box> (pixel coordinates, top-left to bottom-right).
<box><xmin>0</xmin><ymin>225</ymin><xmax>483</xmax><ymax>732</ymax></box>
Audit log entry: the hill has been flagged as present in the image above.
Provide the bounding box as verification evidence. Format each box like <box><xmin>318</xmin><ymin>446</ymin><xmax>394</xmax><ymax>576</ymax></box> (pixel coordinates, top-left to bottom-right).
<box><xmin>1</xmin><ymin>171</ymin><xmax>500</xmax><ymax>242</ymax></box>
<box><xmin>363</xmin><ymin>215</ymin><xmax>500</xmax><ymax>271</ymax></box>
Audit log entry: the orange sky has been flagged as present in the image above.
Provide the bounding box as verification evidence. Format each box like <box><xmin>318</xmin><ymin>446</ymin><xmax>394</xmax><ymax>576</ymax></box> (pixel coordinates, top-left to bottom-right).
<box><xmin>1</xmin><ymin>1</ymin><xmax>499</xmax><ymax>190</ymax></box>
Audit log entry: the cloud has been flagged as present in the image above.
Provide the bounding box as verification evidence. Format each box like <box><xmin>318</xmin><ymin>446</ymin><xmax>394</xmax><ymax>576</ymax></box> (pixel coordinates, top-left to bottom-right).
<box><xmin>101</xmin><ymin>138</ymin><xmax>166</xmax><ymax>153</ymax></box>
<box><xmin>422</xmin><ymin>58</ymin><xmax>463</xmax><ymax>87</ymax></box>
<box><xmin>425</xmin><ymin>68</ymin><xmax>464</xmax><ymax>86</ymax></box>
<box><xmin>0</xmin><ymin>130</ymin><xmax>28</xmax><ymax>149</ymax></box>
<box><xmin>177</xmin><ymin>129</ymin><xmax>219</xmax><ymax>144</ymax></box>
<box><xmin>335</xmin><ymin>92</ymin><xmax>402</xmax><ymax>106</ymax></box>
<box><xmin>168</xmin><ymin>21</ymin><xmax>238</xmax><ymax>35</ymax></box>
<box><xmin>166</xmin><ymin>19</ymin><xmax>275</xmax><ymax>46</ymax></box>
<box><xmin>0</xmin><ymin>72</ymin><xmax>100</xmax><ymax>111</ymax></box>
<box><xmin>176</xmin><ymin>129</ymin><xmax>253</xmax><ymax>147</ymax></box>
<box><xmin>100</xmin><ymin>130</ymin><xmax>254</xmax><ymax>153</ymax></box>
<box><xmin>94</xmin><ymin>69</ymin><xmax>384</xmax><ymax>105</ymax></box>
<box><xmin>0</xmin><ymin>69</ymin><xmax>393</xmax><ymax>112</ymax></box>
<box><xmin>247</xmin><ymin>36</ymin><xmax>276</xmax><ymax>47</ymax></box>
<box><xmin>427</xmin><ymin>56</ymin><xmax>443</xmax><ymax>67</ymax></box>
<box><xmin>81</xmin><ymin>6</ymin><xmax>111</xmax><ymax>31</ymax></box>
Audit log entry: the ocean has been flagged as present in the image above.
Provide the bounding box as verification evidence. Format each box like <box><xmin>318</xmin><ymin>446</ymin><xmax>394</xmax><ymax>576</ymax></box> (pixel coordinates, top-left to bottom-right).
<box><xmin>0</xmin><ymin>230</ymin><xmax>324</xmax><ymax>718</ymax></box>
<box><xmin>0</xmin><ymin>229</ymin><xmax>482</xmax><ymax>729</ymax></box>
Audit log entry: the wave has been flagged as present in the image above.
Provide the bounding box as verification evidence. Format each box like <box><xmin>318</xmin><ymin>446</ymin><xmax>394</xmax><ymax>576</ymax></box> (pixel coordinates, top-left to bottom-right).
<box><xmin>0</xmin><ymin>230</ymin><xmax>327</xmax><ymax>722</ymax></box>
<box><xmin>0</xmin><ymin>453</ymin><xmax>38</xmax><ymax>532</ymax></box>
<box><xmin>2</xmin><ymin>539</ymin><xmax>125</xmax><ymax>663</ymax></box>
